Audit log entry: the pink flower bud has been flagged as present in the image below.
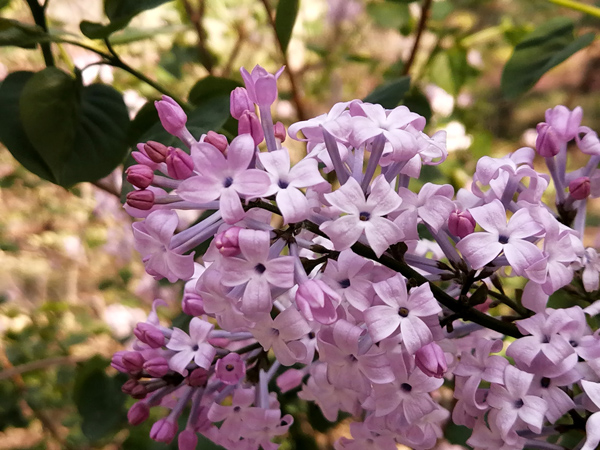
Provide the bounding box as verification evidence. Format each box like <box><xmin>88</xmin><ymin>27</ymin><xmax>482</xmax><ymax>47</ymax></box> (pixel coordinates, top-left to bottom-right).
<box><xmin>134</xmin><ymin>323</ymin><xmax>165</xmax><ymax>348</ymax></box>
<box><xmin>240</xmin><ymin>65</ymin><xmax>284</xmax><ymax>107</ymax></box>
<box><xmin>144</xmin><ymin>141</ymin><xmax>169</xmax><ymax>163</ymax></box>
<box><xmin>166</xmin><ymin>147</ymin><xmax>194</xmax><ymax>179</ymax></box>
<box><xmin>178</xmin><ymin>430</ymin><xmax>198</xmax><ymax>450</ymax></box>
<box><xmin>569</xmin><ymin>176</ymin><xmax>591</xmax><ymax>200</ymax></box>
<box><xmin>150</xmin><ymin>418</ymin><xmax>178</xmax><ymax>443</ymax></box>
<box><xmin>215</xmin><ymin>353</ymin><xmax>246</xmax><ymax>385</ymax></box>
<box><xmin>230</xmin><ymin>87</ymin><xmax>253</xmax><ymax>119</ymax></box>
<box><xmin>121</xmin><ymin>379</ymin><xmax>139</xmax><ymax>395</ymax></box>
<box><xmin>182</xmin><ymin>292</ymin><xmax>205</xmax><ymax>316</ymax></box>
<box><xmin>535</xmin><ymin>123</ymin><xmax>561</xmax><ymax>157</ymax></box>
<box><xmin>296</xmin><ymin>279</ymin><xmax>341</xmax><ymax>324</ymax></box>
<box><xmin>545</xmin><ymin>105</ymin><xmax>582</xmax><ymax>142</ymax></box>
<box><xmin>214</xmin><ymin>227</ymin><xmax>242</xmax><ymax>257</ymax></box>
<box><xmin>415</xmin><ymin>342</ymin><xmax>447</xmax><ymax>378</ymax></box>
<box><xmin>448</xmin><ymin>209</ymin><xmax>476</xmax><ymax>239</ymax></box>
<box><xmin>127</xmin><ymin>402</ymin><xmax>150</xmax><ymax>426</ymax></box>
<box><xmin>155</xmin><ymin>95</ymin><xmax>187</xmax><ymax>137</ymax></box>
<box><xmin>111</xmin><ymin>351</ymin><xmax>128</xmax><ymax>373</ymax></box>
<box><xmin>188</xmin><ymin>368</ymin><xmax>209</xmax><ymax>387</ymax></box>
<box><xmin>126</xmin><ymin>190</ymin><xmax>155</xmax><ymax>210</ymax></box>
<box><xmin>126</xmin><ymin>165</ymin><xmax>154</xmax><ymax>189</ymax></box>
<box><xmin>276</xmin><ymin>368</ymin><xmax>305</xmax><ymax>393</ymax></box>
<box><xmin>274</xmin><ymin>121</ymin><xmax>286</xmax><ymax>142</ymax></box>
<box><xmin>131</xmin><ymin>384</ymin><xmax>148</xmax><ymax>399</ymax></box>
<box><xmin>122</xmin><ymin>351</ymin><xmax>145</xmax><ymax>372</ymax></box>
<box><xmin>238</xmin><ymin>111</ymin><xmax>264</xmax><ymax>146</ymax></box>
<box><xmin>144</xmin><ymin>357</ymin><xmax>170</xmax><ymax>377</ymax></box>
<box><xmin>204</xmin><ymin>131</ymin><xmax>228</xmax><ymax>153</ymax></box>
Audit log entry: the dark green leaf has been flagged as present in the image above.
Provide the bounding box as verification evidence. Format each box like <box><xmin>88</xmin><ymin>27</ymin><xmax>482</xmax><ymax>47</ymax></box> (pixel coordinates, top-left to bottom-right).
<box><xmin>74</xmin><ymin>356</ymin><xmax>126</xmax><ymax>443</ymax></box>
<box><xmin>275</xmin><ymin>0</ymin><xmax>299</xmax><ymax>54</ymax></box>
<box><xmin>159</xmin><ymin>43</ymin><xmax>198</xmax><ymax>79</ymax></box>
<box><xmin>80</xmin><ymin>19</ymin><xmax>129</xmax><ymax>40</ymax></box>
<box><xmin>188</xmin><ymin>76</ymin><xmax>242</xmax><ymax>105</ymax></box>
<box><xmin>108</xmin><ymin>24</ymin><xmax>187</xmax><ymax>45</ymax></box>
<box><xmin>0</xmin><ymin>71</ymin><xmax>56</xmax><ymax>183</ymax></box>
<box><xmin>501</xmin><ymin>18</ymin><xmax>595</xmax><ymax>99</ymax></box>
<box><xmin>402</xmin><ymin>88</ymin><xmax>432</xmax><ymax>123</ymax></box>
<box><xmin>0</xmin><ymin>18</ymin><xmax>49</xmax><ymax>49</ymax></box>
<box><xmin>366</xmin><ymin>2</ymin><xmax>410</xmax><ymax>29</ymax></box>
<box><xmin>128</xmin><ymin>100</ymin><xmax>160</xmax><ymax>146</ymax></box>
<box><xmin>363</xmin><ymin>76</ymin><xmax>411</xmax><ymax>108</ymax></box>
<box><xmin>14</xmin><ymin>68</ymin><xmax>130</xmax><ymax>187</ymax></box>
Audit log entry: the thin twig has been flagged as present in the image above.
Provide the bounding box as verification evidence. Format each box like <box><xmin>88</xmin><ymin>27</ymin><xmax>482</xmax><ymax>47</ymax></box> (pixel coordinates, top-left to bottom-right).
<box><xmin>0</xmin><ymin>355</ymin><xmax>88</xmax><ymax>381</ymax></box>
<box><xmin>181</xmin><ymin>0</ymin><xmax>214</xmax><ymax>74</ymax></box>
<box><xmin>259</xmin><ymin>0</ymin><xmax>308</xmax><ymax>121</ymax></box>
<box><xmin>402</xmin><ymin>0</ymin><xmax>433</xmax><ymax>76</ymax></box>
<box><xmin>25</xmin><ymin>0</ymin><xmax>54</xmax><ymax>66</ymax></box>
<box><xmin>222</xmin><ymin>22</ymin><xmax>247</xmax><ymax>78</ymax></box>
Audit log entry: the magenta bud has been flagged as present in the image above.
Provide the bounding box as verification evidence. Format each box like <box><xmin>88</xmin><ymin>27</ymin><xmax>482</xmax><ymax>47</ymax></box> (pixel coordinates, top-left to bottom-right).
<box><xmin>240</xmin><ymin>65</ymin><xmax>283</xmax><ymax>107</ymax></box>
<box><xmin>144</xmin><ymin>356</ymin><xmax>170</xmax><ymax>377</ymax></box>
<box><xmin>131</xmin><ymin>384</ymin><xmax>148</xmax><ymax>399</ymax></box>
<box><xmin>238</xmin><ymin>110</ymin><xmax>264</xmax><ymax>146</ymax></box>
<box><xmin>134</xmin><ymin>323</ymin><xmax>165</xmax><ymax>348</ymax></box>
<box><xmin>187</xmin><ymin>368</ymin><xmax>209</xmax><ymax>387</ymax></box>
<box><xmin>144</xmin><ymin>141</ymin><xmax>169</xmax><ymax>163</ymax></box>
<box><xmin>274</xmin><ymin>121</ymin><xmax>286</xmax><ymax>143</ymax></box>
<box><xmin>166</xmin><ymin>147</ymin><xmax>194</xmax><ymax>180</ymax></box>
<box><xmin>214</xmin><ymin>227</ymin><xmax>242</xmax><ymax>257</ymax></box>
<box><xmin>276</xmin><ymin>368</ymin><xmax>304</xmax><ymax>393</ymax></box>
<box><xmin>230</xmin><ymin>87</ymin><xmax>253</xmax><ymax>119</ymax></box>
<box><xmin>122</xmin><ymin>351</ymin><xmax>145</xmax><ymax>372</ymax></box>
<box><xmin>182</xmin><ymin>293</ymin><xmax>205</xmax><ymax>316</ymax></box>
<box><xmin>126</xmin><ymin>190</ymin><xmax>155</xmax><ymax>210</ymax></box>
<box><xmin>535</xmin><ymin>123</ymin><xmax>561</xmax><ymax>157</ymax></box>
<box><xmin>178</xmin><ymin>430</ymin><xmax>198</xmax><ymax>450</ymax></box>
<box><xmin>415</xmin><ymin>342</ymin><xmax>447</xmax><ymax>378</ymax></box>
<box><xmin>150</xmin><ymin>418</ymin><xmax>178</xmax><ymax>443</ymax></box>
<box><xmin>569</xmin><ymin>176</ymin><xmax>591</xmax><ymax>200</ymax></box>
<box><xmin>122</xmin><ymin>379</ymin><xmax>139</xmax><ymax>395</ymax></box>
<box><xmin>111</xmin><ymin>351</ymin><xmax>128</xmax><ymax>373</ymax></box>
<box><xmin>155</xmin><ymin>95</ymin><xmax>187</xmax><ymax>137</ymax></box>
<box><xmin>127</xmin><ymin>402</ymin><xmax>150</xmax><ymax>426</ymax></box>
<box><xmin>448</xmin><ymin>209</ymin><xmax>476</xmax><ymax>239</ymax></box>
<box><xmin>204</xmin><ymin>131</ymin><xmax>228</xmax><ymax>153</ymax></box>
<box><xmin>126</xmin><ymin>165</ymin><xmax>154</xmax><ymax>189</ymax></box>
<box><xmin>215</xmin><ymin>353</ymin><xmax>246</xmax><ymax>385</ymax></box>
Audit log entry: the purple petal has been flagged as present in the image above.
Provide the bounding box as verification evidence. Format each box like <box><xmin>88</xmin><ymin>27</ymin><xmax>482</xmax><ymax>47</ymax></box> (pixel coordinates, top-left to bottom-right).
<box><xmin>177</xmin><ymin>176</ymin><xmax>221</xmax><ymax>203</ymax></box>
<box><xmin>227</xmin><ymin>134</ymin><xmax>255</xmax><ymax>173</ymax></box>
<box><xmin>220</xmin><ymin>187</ymin><xmax>246</xmax><ymax>224</ymax></box>
<box><xmin>320</xmin><ymin>216</ymin><xmax>364</xmax><ymax>251</ymax></box>
<box><xmin>364</xmin><ymin>305</ymin><xmax>401</xmax><ymax>342</ymax></box>
<box><xmin>469</xmin><ymin>199</ymin><xmax>505</xmax><ymax>233</ymax></box>
<box><xmin>457</xmin><ymin>233</ymin><xmax>503</xmax><ymax>268</ymax></box>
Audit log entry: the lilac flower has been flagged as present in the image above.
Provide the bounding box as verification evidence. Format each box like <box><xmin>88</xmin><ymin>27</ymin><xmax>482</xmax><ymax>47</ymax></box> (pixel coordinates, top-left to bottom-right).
<box><xmin>580</xmin><ymin>380</ymin><xmax>600</xmax><ymax>450</ymax></box>
<box><xmin>295</xmin><ymin>279</ymin><xmax>342</xmax><ymax>324</ymax></box>
<box><xmin>363</xmin><ymin>274</ymin><xmax>441</xmax><ymax>353</ymax></box>
<box><xmin>320</xmin><ymin>175</ymin><xmax>403</xmax><ymax>257</ymax></box>
<box><xmin>177</xmin><ymin>134</ymin><xmax>271</xmax><ymax>224</ymax></box>
<box><xmin>240</xmin><ymin>65</ymin><xmax>285</xmax><ymax>107</ymax></box>
<box><xmin>215</xmin><ymin>353</ymin><xmax>246</xmax><ymax>385</ymax></box>
<box><xmin>165</xmin><ymin>318</ymin><xmax>215</xmax><ymax>375</ymax></box>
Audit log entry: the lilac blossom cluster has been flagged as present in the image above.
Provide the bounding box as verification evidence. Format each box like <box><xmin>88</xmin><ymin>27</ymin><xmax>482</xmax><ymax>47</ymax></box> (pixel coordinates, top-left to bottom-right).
<box><xmin>115</xmin><ymin>64</ymin><xmax>600</xmax><ymax>450</ymax></box>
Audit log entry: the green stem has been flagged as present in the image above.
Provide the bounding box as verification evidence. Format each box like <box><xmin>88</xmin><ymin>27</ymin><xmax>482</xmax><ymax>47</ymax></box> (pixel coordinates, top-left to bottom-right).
<box><xmin>488</xmin><ymin>289</ymin><xmax>530</xmax><ymax>318</ymax></box>
<box><xmin>547</xmin><ymin>0</ymin><xmax>600</xmax><ymax>18</ymax></box>
<box><xmin>248</xmin><ymin>200</ymin><xmax>523</xmax><ymax>339</ymax></box>
<box><xmin>25</xmin><ymin>0</ymin><xmax>54</xmax><ymax>66</ymax></box>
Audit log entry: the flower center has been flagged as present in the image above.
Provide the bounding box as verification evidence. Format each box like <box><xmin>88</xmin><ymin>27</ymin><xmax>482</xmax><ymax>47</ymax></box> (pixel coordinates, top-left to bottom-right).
<box><xmin>359</xmin><ymin>211</ymin><xmax>371</xmax><ymax>221</ymax></box>
<box><xmin>278</xmin><ymin>179</ymin><xmax>289</xmax><ymax>189</ymax></box>
<box><xmin>401</xmin><ymin>383</ymin><xmax>412</xmax><ymax>392</ymax></box>
<box><xmin>398</xmin><ymin>307</ymin><xmax>409</xmax><ymax>317</ymax></box>
<box><xmin>541</xmin><ymin>377</ymin><xmax>551</xmax><ymax>388</ymax></box>
<box><xmin>514</xmin><ymin>399</ymin><xmax>524</xmax><ymax>409</ymax></box>
<box><xmin>192</xmin><ymin>344</ymin><xmax>199</xmax><ymax>351</ymax></box>
<box><xmin>339</xmin><ymin>278</ymin><xmax>351</xmax><ymax>289</ymax></box>
<box><xmin>223</xmin><ymin>176</ymin><xmax>234</xmax><ymax>188</ymax></box>
<box><xmin>225</xmin><ymin>364</ymin><xmax>235</xmax><ymax>372</ymax></box>
<box><xmin>255</xmin><ymin>263</ymin><xmax>266</xmax><ymax>274</ymax></box>
<box><xmin>498</xmin><ymin>234</ymin><xmax>509</xmax><ymax>244</ymax></box>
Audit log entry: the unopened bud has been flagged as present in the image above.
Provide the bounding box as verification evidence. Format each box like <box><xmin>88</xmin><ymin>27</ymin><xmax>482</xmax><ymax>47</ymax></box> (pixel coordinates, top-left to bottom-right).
<box><xmin>415</xmin><ymin>342</ymin><xmax>447</xmax><ymax>378</ymax></box>
<box><xmin>131</xmin><ymin>384</ymin><xmax>148</xmax><ymax>399</ymax></box>
<box><xmin>274</xmin><ymin>121</ymin><xmax>286</xmax><ymax>142</ymax></box>
<box><xmin>182</xmin><ymin>293</ymin><xmax>205</xmax><ymax>316</ymax></box>
<box><xmin>545</xmin><ymin>105</ymin><xmax>582</xmax><ymax>142</ymax></box>
<box><xmin>127</xmin><ymin>402</ymin><xmax>150</xmax><ymax>426</ymax></box>
<box><xmin>122</xmin><ymin>379</ymin><xmax>139</xmax><ymax>395</ymax></box>
<box><xmin>178</xmin><ymin>430</ymin><xmax>198</xmax><ymax>450</ymax></box>
<box><xmin>276</xmin><ymin>368</ymin><xmax>304</xmax><ymax>392</ymax></box>
<box><xmin>188</xmin><ymin>368</ymin><xmax>209</xmax><ymax>387</ymax></box>
<box><xmin>122</xmin><ymin>351</ymin><xmax>145</xmax><ymax>373</ymax></box>
<box><xmin>144</xmin><ymin>357</ymin><xmax>170</xmax><ymax>377</ymax></box>
<box><xmin>126</xmin><ymin>190</ymin><xmax>155</xmax><ymax>210</ymax></box>
<box><xmin>134</xmin><ymin>322</ymin><xmax>165</xmax><ymax>348</ymax></box>
<box><xmin>535</xmin><ymin>123</ymin><xmax>561</xmax><ymax>157</ymax></box>
<box><xmin>144</xmin><ymin>141</ymin><xmax>169</xmax><ymax>163</ymax></box>
<box><xmin>111</xmin><ymin>351</ymin><xmax>128</xmax><ymax>373</ymax></box>
<box><xmin>166</xmin><ymin>148</ymin><xmax>194</xmax><ymax>180</ymax></box>
<box><xmin>238</xmin><ymin>110</ymin><xmax>264</xmax><ymax>146</ymax></box>
<box><xmin>150</xmin><ymin>418</ymin><xmax>178</xmax><ymax>443</ymax></box>
<box><xmin>230</xmin><ymin>87</ymin><xmax>253</xmax><ymax>119</ymax></box>
<box><xmin>569</xmin><ymin>176</ymin><xmax>591</xmax><ymax>200</ymax></box>
<box><xmin>448</xmin><ymin>209</ymin><xmax>476</xmax><ymax>239</ymax></box>
<box><xmin>126</xmin><ymin>165</ymin><xmax>154</xmax><ymax>189</ymax></box>
<box><xmin>214</xmin><ymin>227</ymin><xmax>242</xmax><ymax>257</ymax></box>
<box><xmin>155</xmin><ymin>96</ymin><xmax>187</xmax><ymax>137</ymax></box>
<box><xmin>204</xmin><ymin>131</ymin><xmax>228</xmax><ymax>153</ymax></box>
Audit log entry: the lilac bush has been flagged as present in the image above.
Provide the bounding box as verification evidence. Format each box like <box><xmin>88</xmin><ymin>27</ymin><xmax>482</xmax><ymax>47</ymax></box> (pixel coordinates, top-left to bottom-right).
<box><xmin>115</xmin><ymin>65</ymin><xmax>600</xmax><ymax>450</ymax></box>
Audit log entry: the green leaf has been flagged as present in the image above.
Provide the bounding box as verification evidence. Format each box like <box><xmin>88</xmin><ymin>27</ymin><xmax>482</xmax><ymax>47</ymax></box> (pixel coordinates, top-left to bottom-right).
<box><xmin>366</xmin><ymin>2</ymin><xmax>410</xmax><ymax>29</ymax></box>
<box><xmin>275</xmin><ymin>0</ymin><xmax>299</xmax><ymax>54</ymax></box>
<box><xmin>501</xmin><ymin>18</ymin><xmax>595</xmax><ymax>99</ymax></box>
<box><xmin>109</xmin><ymin>24</ymin><xmax>186</xmax><ymax>45</ymax></box>
<box><xmin>74</xmin><ymin>356</ymin><xmax>126</xmax><ymax>443</ymax></box>
<box><xmin>0</xmin><ymin>18</ymin><xmax>49</xmax><ymax>49</ymax></box>
<box><xmin>188</xmin><ymin>76</ymin><xmax>242</xmax><ymax>106</ymax></box>
<box><xmin>0</xmin><ymin>0</ymin><xmax>12</xmax><ymax>10</ymax></box>
<box><xmin>159</xmin><ymin>43</ymin><xmax>198</xmax><ymax>79</ymax></box>
<box><xmin>402</xmin><ymin>88</ymin><xmax>432</xmax><ymax>123</ymax></box>
<box><xmin>80</xmin><ymin>0</ymin><xmax>172</xmax><ymax>39</ymax></box>
<box><xmin>363</xmin><ymin>76</ymin><xmax>411</xmax><ymax>108</ymax></box>
<box><xmin>0</xmin><ymin>71</ymin><xmax>56</xmax><ymax>183</ymax></box>
<box><xmin>12</xmin><ymin>67</ymin><xmax>129</xmax><ymax>188</ymax></box>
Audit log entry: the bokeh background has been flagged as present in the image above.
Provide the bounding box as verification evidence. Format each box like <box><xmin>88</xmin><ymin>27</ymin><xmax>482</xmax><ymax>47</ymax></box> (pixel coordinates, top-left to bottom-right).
<box><xmin>1</xmin><ymin>0</ymin><xmax>599</xmax><ymax>448</ymax></box>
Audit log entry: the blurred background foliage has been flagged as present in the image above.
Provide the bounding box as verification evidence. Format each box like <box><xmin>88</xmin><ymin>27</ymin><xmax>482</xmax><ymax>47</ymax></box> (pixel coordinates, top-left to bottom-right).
<box><xmin>0</xmin><ymin>0</ymin><xmax>599</xmax><ymax>448</ymax></box>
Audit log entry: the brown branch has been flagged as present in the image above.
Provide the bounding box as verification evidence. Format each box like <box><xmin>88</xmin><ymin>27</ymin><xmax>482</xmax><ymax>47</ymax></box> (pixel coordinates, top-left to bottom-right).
<box><xmin>182</xmin><ymin>0</ymin><xmax>214</xmax><ymax>74</ymax></box>
<box><xmin>222</xmin><ymin>22</ymin><xmax>247</xmax><ymax>78</ymax></box>
<box><xmin>402</xmin><ymin>0</ymin><xmax>433</xmax><ymax>76</ymax></box>
<box><xmin>259</xmin><ymin>0</ymin><xmax>308</xmax><ymax>121</ymax></box>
